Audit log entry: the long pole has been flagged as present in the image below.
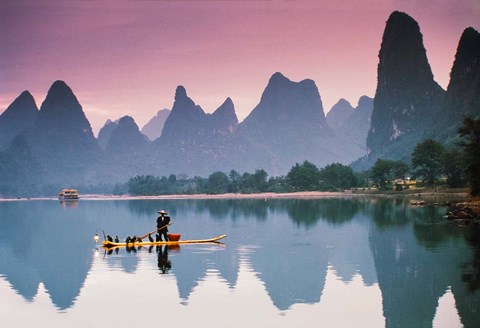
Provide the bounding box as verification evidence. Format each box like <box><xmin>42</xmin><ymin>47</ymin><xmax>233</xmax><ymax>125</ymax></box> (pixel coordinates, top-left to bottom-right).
<box><xmin>138</xmin><ymin>223</ymin><xmax>171</xmax><ymax>240</ymax></box>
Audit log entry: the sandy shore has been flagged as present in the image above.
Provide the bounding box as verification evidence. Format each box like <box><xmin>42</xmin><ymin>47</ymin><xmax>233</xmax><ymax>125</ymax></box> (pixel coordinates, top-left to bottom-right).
<box><xmin>1</xmin><ymin>189</ymin><xmax>469</xmax><ymax>202</ymax></box>
<box><xmin>84</xmin><ymin>191</ymin><xmax>349</xmax><ymax>200</ymax></box>
<box><xmin>1</xmin><ymin>191</ymin><xmax>345</xmax><ymax>202</ymax></box>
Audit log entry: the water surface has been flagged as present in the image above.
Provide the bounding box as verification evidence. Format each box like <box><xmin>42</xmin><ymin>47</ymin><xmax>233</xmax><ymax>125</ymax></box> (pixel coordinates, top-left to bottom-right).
<box><xmin>0</xmin><ymin>197</ymin><xmax>478</xmax><ymax>327</ymax></box>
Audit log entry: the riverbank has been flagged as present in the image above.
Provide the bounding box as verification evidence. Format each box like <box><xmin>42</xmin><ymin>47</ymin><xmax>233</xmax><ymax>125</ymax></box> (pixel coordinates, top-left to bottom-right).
<box><xmin>1</xmin><ymin>188</ymin><xmax>469</xmax><ymax>202</ymax></box>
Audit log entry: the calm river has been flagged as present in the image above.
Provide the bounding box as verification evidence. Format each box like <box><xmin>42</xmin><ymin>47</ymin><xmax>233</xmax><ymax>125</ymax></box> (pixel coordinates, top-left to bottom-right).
<box><xmin>0</xmin><ymin>196</ymin><xmax>479</xmax><ymax>328</ymax></box>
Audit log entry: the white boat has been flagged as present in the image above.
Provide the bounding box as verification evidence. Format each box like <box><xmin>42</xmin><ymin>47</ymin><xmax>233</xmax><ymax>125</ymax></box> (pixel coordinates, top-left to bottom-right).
<box><xmin>58</xmin><ymin>189</ymin><xmax>79</xmax><ymax>200</ymax></box>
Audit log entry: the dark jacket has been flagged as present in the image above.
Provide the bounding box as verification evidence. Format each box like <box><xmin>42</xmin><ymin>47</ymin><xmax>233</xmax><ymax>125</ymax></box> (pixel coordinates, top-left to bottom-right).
<box><xmin>157</xmin><ymin>215</ymin><xmax>170</xmax><ymax>231</ymax></box>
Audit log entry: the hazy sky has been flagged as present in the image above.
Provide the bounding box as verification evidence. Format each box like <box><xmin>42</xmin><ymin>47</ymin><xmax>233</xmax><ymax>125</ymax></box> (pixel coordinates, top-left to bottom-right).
<box><xmin>1</xmin><ymin>0</ymin><xmax>479</xmax><ymax>135</ymax></box>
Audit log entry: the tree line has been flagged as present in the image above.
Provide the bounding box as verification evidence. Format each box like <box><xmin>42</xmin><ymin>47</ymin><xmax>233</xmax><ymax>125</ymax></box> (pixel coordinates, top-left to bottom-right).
<box><xmin>122</xmin><ymin>116</ymin><xmax>480</xmax><ymax>196</ymax></box>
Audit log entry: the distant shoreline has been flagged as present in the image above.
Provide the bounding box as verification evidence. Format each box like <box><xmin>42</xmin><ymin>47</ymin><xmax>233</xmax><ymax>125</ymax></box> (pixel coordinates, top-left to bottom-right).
<box><xmin>0</xmin><ymin>188</ymin><xmax>469</xmax><ymax>202</ymax></box>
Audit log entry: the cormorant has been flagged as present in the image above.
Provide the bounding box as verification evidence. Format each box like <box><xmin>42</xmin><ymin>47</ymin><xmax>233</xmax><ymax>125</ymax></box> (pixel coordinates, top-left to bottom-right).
<box><xmin>115</xmin><ymin>235</ymin><xmax>120</xmax><ymax>243</ymax></box>
<box><xmin>107</xmin><ymin>235</ymin><xmax>113</xmax><ymax>242</ymax></box>
<box><xmin>148</xmin><ymin>234</ymin><xmax>154</xmax><ymax>242</ymax></box>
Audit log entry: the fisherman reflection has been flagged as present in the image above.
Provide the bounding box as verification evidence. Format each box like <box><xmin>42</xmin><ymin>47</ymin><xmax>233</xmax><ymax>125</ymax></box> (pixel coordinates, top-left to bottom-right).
<box><xmin>157</xmin><ymin>245</ymin><xmax>172</xmax><ymax>274</ymax></box>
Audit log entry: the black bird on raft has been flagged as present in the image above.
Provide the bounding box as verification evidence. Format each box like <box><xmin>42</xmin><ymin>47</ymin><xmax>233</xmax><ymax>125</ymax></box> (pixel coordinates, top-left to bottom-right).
<box><xmin>125</xmin><ymin>236</ymin><xmax>131</xmax><ymax>244</ymax></box>
<box><xmin>148</xmin><ymin>234</ymin><xmax>154</xmax><ymax>242</ymax></box>
<box><xmin>115</xmin><ymin>235</ymin><xmax>120</xmax><ymax>243</ymax></box>
<box><xmin>107</xmin><ymin>235</ymin><xmax>113</xmax><ymax>242</ymax></box>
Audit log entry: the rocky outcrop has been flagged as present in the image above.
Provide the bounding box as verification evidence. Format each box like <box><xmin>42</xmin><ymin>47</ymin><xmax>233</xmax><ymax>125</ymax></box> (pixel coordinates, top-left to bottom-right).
<box><xmin>366</xmin><ymin>11</ymin><xmax>445</xmax><ymax>160</ymax></box>
<box><xmin>445</xmin><ymin>197</ymin><xmax>480</xmax><ymax>224</ymax></box>
<box><xmin>436</xmin><ymin>27</ymin><xmax>480</xmax><ymax>144</ymax></box>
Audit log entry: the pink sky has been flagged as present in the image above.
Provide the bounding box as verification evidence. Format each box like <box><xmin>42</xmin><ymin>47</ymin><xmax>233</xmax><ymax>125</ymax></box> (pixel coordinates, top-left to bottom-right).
<box><xmin>1</xmin><ymin>1</ymin><xmax>479</xmax><ymax>135</ymax></box>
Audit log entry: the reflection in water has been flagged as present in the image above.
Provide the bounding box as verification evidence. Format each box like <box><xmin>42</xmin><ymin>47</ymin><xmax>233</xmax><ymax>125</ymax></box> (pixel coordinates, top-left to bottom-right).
<box><xmin>59</xmin><ymin>200</ymin><xmax>78</xmax><ymax>208</ymax></box>
<box><xmin>0</xmin><ymin>197</ymin><xmax>478</xmax><ymax>327</ymax></box>
<box><xmin>157</xmin><ymin>245</ymin><xmax>172</xmax><ymax>274</ymax></box>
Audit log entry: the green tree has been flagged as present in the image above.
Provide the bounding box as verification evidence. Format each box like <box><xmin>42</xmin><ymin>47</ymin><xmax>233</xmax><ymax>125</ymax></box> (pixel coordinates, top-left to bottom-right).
<box><xmin>458</xmin><ymin>116</ymin><xmax>480</xmax><ymax>195</ymax></box>
<box><xmin>319</xmin><ymin>163</ymin><xmax>357</xmax><ymax>191</ymax></box>
<box><xmin>251</xmin><ymin>169</ymin><xmax>268</xmax><ymax>192</ymax></box>
<box><xmin>267</xmin><ymin>176</ymin><xmax>288</xmax><ymax>192</ymax></box>
<box><xmin>286</xmin><ymin>161</ymin><xmax>320</xmax><ymax>191</ymax></box>
<box><xmin>206</xmin><ymin>171</ymin><xmax>230</xmax><ymax>194</ymax></box>
<box><xmin>370</xmin><ymin>159</ymin><xmax>395</xmax><ymax>190</ymax></box>
<box><xmin>127</xmin><ymin>175</ymin><xmax>160</xmax><ymax>195</ymax></box>
<box><xmin>411</xmin><ymin>139</ymin><xmax>447</xmax><ymax>186</ymax></box>
<box><xmin>228</xmin><ymin>170</ymin><xmax>241</xmax><ymax>192</ymax></box>
<box><xmin>392</xmin><ymin>161</ymin><xmax>409</xmax><ymax>182</ymax></box>
<box><xmin>443</xmin><ymin>149</ymin><xmax>465</xmax><ymax>188</ymax></box>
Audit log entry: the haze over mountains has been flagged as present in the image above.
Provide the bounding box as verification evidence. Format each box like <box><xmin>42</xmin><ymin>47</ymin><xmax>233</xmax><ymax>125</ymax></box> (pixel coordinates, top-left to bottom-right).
<box><xmin>0</xmin><ymin>10</ymin><xmax>479</xmax><ymax>196</ymax></box>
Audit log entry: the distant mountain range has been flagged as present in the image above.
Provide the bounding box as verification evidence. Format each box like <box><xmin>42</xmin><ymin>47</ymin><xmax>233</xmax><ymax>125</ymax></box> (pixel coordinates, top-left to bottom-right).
<box><xmin>0</xmin><ymin>10</ymin><xmax>479</xmax><ymax>196</ymax></box>
<box><xmin>141</xmin><ymin>109</ymin><xmax>170</xmax><ymax>141</ymax></box>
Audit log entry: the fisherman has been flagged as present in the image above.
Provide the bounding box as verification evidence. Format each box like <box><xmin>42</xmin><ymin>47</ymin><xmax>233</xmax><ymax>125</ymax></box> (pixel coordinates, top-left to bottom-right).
<box><xmin>156</xmin><ymin>210</ymin><xmax>171</xmax><ymax>242</ymax></box>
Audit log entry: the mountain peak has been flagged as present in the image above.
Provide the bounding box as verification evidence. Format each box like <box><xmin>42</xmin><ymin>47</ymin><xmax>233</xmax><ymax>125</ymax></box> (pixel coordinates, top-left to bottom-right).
<box><xmin>159</xmin><ymin>85</ymin><xmax>207</xmax><ymax>143</ymax></box>
<box><xmin>211</xmin><ymin>97</ymin><xmax>238</xmax><ymax>132</ymax></box>
<box><xmin>268</xmin><ymin>72</ymin><xmax>289</xmax><ymax>84</ymax></box>
<box><xmin>106</xmin><ymin>115</ymin><xmax>149</xmax><ymax>154</ymax></box>
<box><xmin>387</xmin><ymin>11</ymin><xmax>417</xmax><ymax>25</ymax></box>
<box><xmin>40</xmin><ymin>80</ymin><xmax>80</xmax><ymax>113</ymax></box>
<box><xmin>216</xmin><ymin>97</ymin><xmax>235</xmax><ymax>114</ymax></box>
<box><xmin>46</xmin><ymin>80</ymin><xmax>76</xmax><ymax>101</ymax></box>
<box><xmin>117</xmin><ymin>115</ymin><xmax>136</xmax><ymax>129</ymax></box>
<box><xmin>18</xmin><ymin>90</ymin><xmax>35</xmax><ymax>101</ymax></box>
<box><xmin>3</xmin><ymin>91</ymin><xmax>37</xmax><ymax>117</ymax></box>
<box><xmin>326</xmin><ymin>98</ymin><xmax>354</xmax><ymax>130</ymax></box>
<box><xmin>35</xmin><ymin>80</ymin><xmax>95</xmax><ymax>140</ymax></box>
<box><xmin>0</xmin><ymin>90</ymin><xmax>39</xmax><ymax>150</ymax></box>
<box><xmin>454</xmin><ymin>27</ymin><xmax>480</xmax><ymax>66</ymax></box>
<box><xmin>366</xmin><ymin>10</ymin><xmax>444</xmax><ymax>163</ymax></box>
<box><xmin>358</xmin><ymin>95</ymin><xmax>373</xmax><ymax>107</ymax></box>
<box><xmin>97</xmin><ymin>119</ymin><xmax>119</xmax><ymax>149</ymax></box>
<box><xmin>175</xmin><ymin>85</ymin><xmax>188</xmax><ymax>101</ymax></box>
<box><xmin>437</xmin><ymin>26</ymin><xmax>480</xmax><ymax>131</ymax></box>
<box><xmin>240</xmin><ymin>71</ymin><xmax>329</xmax><ymax>152</ymax></box>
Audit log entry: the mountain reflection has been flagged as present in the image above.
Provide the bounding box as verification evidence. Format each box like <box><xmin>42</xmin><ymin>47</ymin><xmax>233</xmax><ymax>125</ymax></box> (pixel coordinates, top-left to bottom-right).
<box><xmin>0</xmin><ymin>201</ymin><xmax>94</xmax><ymax>310</ymax></box>
<box><xmin>0</xmin><ymin>197</ymin><xmax>478</xmax><ymax>327</ymax></box>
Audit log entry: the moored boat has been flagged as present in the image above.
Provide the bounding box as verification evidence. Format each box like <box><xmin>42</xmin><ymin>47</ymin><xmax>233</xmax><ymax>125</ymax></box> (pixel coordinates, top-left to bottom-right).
<box><xmin>58</xmin><ymin>189</ymin><xmax>79</xmax><ymax>200</ymax></box>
